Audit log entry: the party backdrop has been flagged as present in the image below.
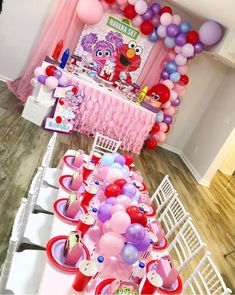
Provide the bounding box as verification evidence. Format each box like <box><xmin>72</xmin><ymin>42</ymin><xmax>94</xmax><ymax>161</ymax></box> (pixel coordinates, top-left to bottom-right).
<box><xmin>74</xmin><ymin>10</ymin><xmax>154</xmax><ymax>83</ymax></box>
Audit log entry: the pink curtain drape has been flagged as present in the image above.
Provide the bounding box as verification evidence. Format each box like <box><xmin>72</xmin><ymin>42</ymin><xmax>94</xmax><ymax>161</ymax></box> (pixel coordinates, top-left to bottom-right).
<box><xmin>137</xmin><ymin>39</ymin><xmax>168</xmax><ymax>88</ymax></box>
<box><xmin>7</xmin><ymin>0</ymin><xmax>83</xmax><ymax>103</ymax></box>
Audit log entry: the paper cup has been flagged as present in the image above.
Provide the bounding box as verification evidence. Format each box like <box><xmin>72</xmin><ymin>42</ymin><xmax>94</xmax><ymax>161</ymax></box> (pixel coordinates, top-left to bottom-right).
<box><xmin>70</xmin><ymin>172</ymin><xmax>83</xmax><ymax>191</ymax></box>
<box><xmin>140</xmin><ymin>271</ymin><xmax>163</xmax><ymax>295</ymax></box>
<box><xmin>76</xmin><ymin>214</ymin><xmax>95</xmax><ymax>237</ymax></box>
<box><xmin>83</xmin><ymin>163</ymin><xmax>95</xmax><ymax>181</ymax></box>
<box><xmin>73</xmin><ymin>260</ymin><xmax>97</xmax><ymax>292</ymax></box>
<box><xmin>81</xmin><ymin>185</ymin><xmax>98</xmax><ymax>206</ymax></box>
<box><xmin>91</xmin><ymin>152</ymin><xmax>102</xmax><ymax>165</ymax></box>
<box><xmin>73</xmin><ymin>150</ymin><xmax>84</xmax><ymax>168</ymax></box>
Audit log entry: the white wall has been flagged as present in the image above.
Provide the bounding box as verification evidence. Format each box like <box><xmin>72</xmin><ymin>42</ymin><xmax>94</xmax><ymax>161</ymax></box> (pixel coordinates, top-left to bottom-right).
<box><xmin>165</xmin><ymin>54</ymin><xmax>228</xmax><ymax>151</ymax></box>
<box><xmin>183</xmin><ymin>68</ymin><xmax>235</xmax><ymax>184</ymax></box>
<box><xmin>0</xmin><ymin>0</ymin><xmax>54</xmax><ymax>80</ymax></box>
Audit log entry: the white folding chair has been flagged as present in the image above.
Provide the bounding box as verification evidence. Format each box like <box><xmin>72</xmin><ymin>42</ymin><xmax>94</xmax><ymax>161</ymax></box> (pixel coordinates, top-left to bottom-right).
<box><xmin>29</xmin><ymin>167</ymin><xmax>58</xmax><ymax>214</ymax></box>
<box><xmin>150</xmin><ymin>175</ymin><xmax>176</xmax><ymax>212</ymax></box>
<box><xmin>168</xmin><ymin>218</ymin><xmax>206</xmax><ymax>273</ymax></box>
<box><xmin>0</xmin><ymin>199</ymin><xmax>47</xmax><ymax>295</ymax></box>
<box><xmin>183</xmin><ymin>251</ymin><xmax>232</xmax><ymax>295</ymax></box>
<box><xmin>90</xmin><ymin>132</ymin><xmax>122</xmax><ymax>156</ymax></box>
<box><xmin>47</xmin><ymin>132</ymin><xmax>57</xmax><ymax>150</ymax></box>
<box><xmin>158</xmin><ymin>194</ymin><xmax>189</xmax><ymax>238</ymax></box>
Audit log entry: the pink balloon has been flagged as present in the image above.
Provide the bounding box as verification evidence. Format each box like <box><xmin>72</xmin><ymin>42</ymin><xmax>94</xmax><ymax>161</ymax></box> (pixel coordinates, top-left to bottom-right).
<box><xmin>163</xmin><ymin>79</ymin><xmax>174</xmax><ymax>90</ymax></box>
<box><xmin>175</xmin><ymin>54</ymin><xmax>187</xmax><ymax>66</ymax></box>
<box><xmin>174</xmin><ymin>81</ymin><xmax>185</xmax><ymax>96</ymax></box>
<box><xmin>181</xmin><ymin>43</ymin><xmax>194</xmax><ymax>58</ymax></box>
<box><xmin>98</xmin><ymin>166</ymin><xmax>110</xmax><ymax>181</ymax></box>
<box><xmin>174</xmin><ymin>45</ymin><xmax>182</xmax><ymax>54</ymax></box>
<box><xmin>132</xmin><ymin>15</ymin><xmax>143</xmax><ymax>27</ymax></box>
<box><xmin>99</xmin><ymin>232</ymin><xmax>125</xmax><ymax>257</ymax></box>
<box><xmin>106</xmin><ymin>168</ymin><xmax>123</xmax><ymax>183</ymax></box>
<box><xmin>170</xmin><ymin>90</ymin><xmax>177</xmax><ymax>101</ymax></box>
<box><xmin>164</xmin><ymin>106</ymin><xmax>175</xmax><ymax>116</ymax></box>
<box><xmin>172</xmin><ymin>14</ymin><xmax>181</xmax><ymax>25</ymax></box>
<box><xmin>158</xmin><ymin>131</ymin><xmax>167</xmax><ymax>143</ymax></box>
<box><xmin>100</xmin><ymin>0</ymin><xmax>109</xmax><ymax>11</ymax></box>
<box><xmin>76</xmin><ymin>0</ymin><xmax>104</xmax><ymax>25</ymax></box>
<box><xmin>167</xmin><ymin>50</ymin><xmax>176</xmax><ymax>60</ymax></box>
<box><xmin>111</xmin><ymin>204</ymin><xmax>125</xmax><ymax>215</ymax></box>
<box><xmin>160</xmin><ymin>13</ymin><xmax>173</xmax><ymax>26</ymax></box>
<box><xmin>162</xmin><ymin>101</ymin><xmax>171</xmax><ymax>109</ymax></box>
<box><xmin>117</xmin><ymin>0</ymin><xmax>128</xmax><ymax>5</ymax></box>
<box><xmin>110</xmin><ymin>211</ymin><xmax>131</xmax><ymax>234</ymax></box>
<box><xmin>178</xmin><ymin>65</ymin><xmax>188</xmax><ymax>75</ymax></box>
<box><xmin>45</xmin><ymin>76</ymin><xmax>58</xmax><ymax>90</ymax></box>
<box><xmin>34</xmin><ymin>67</ymin><xmax>45</xmax><ymax>78</ymax></box>
<box><xmin>157</xmin><ymin>25</ymin><xmax>167</xmax><ymax>38</ymax></box>
<box><xmin>116</xmin><ymin>195</ymin><xmax>132</xmax><ymax>207</ymax></box>
<box><xmin>159</xmin><ymin>122</ymin><xmax>168</xmax><ymax>132</ymax></box>
<box><xmin>102</xmin><ymin>220</ymin><xmax>112</xmax><ymax>233</ymax></box>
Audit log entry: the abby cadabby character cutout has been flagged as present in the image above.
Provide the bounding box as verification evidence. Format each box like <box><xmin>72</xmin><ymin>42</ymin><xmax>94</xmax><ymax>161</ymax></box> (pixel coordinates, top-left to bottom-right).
<box><xmin>44</xmin><ymin>86</ymin><xmax>84</xmax><ymax>134</ymax></box>
<box><xmin>81</xmin><ymin>31</ymin><xmax>123</xmax><ymax>73</ymax></box>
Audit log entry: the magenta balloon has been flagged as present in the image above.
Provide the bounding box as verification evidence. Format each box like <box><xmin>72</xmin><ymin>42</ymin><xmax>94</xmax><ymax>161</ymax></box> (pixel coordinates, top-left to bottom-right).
<box><xmin>194</xmin><ymin>41</ymin><xmax>204</xmax><ymax>53</ymax></box>
<box><xmin>150</xmin><ymin>2</ymin><xmax>161</xmax><ymax>15</ymax></box>
<box><xmin>38</xmin><ymin>75</ymin><xmax>47</xmax><ymax>85</ymax></box>
<box><xmin>175</xmin><ymin>33</ymin><xmax>186</xmax><ymax>46</ymax></box>
<box><xmin>199</xmin><ymin>21</ymin><xmax>223</xmax><ymax>46</ymax></box>
<box><xmin>125</xmin><ymin>223</ymin><xmax>146</xmax><ymax>245</ymax></box>
<box><xmin>161</xmin><ymin>70</ymin><xmax>170</xmax><ymax>80</ymax></box>
<box><xmin>54</xmin><ymin>69</ymin><xmax>62</xmax><ymax>79</ymax></box>
<box><xmin>163</xmin><ymin>115</ymin><xmax>173</xmax><ymax>125</ymax></box>
<box><xmin>171</xmin><ymin>97</ymin><xmax>180</xmax><ymax>107</ymax></box>
<box><xmin>142</xmin><ymin>8</ymin><xmax>154</xmax><ymax>21</ymax></box>
<box><xmin>167</xmin><ymin>24</ymin><xmax>180</xmax><ymax>37</ymax></box>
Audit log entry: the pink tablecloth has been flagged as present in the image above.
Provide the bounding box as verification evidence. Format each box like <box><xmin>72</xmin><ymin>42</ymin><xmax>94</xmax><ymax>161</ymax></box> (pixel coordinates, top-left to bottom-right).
<box><xmin>74</xmin><ymin>80</ymin><xmax>155</xmax><ymax>154</ymax></box>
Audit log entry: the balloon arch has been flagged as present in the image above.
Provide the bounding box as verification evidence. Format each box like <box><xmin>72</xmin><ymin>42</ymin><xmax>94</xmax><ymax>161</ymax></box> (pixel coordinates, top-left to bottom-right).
<box><xmin>76</xmin><ymin>0</ymin><xmax>223</xmax><ymax>150</ymax></box>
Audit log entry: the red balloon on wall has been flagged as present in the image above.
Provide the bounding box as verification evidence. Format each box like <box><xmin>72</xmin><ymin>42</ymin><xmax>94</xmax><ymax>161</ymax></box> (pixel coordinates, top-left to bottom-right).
<box><xmin>180</xmin><ymin>75</ymin><xmax>189</xmax><ymax>85</ymax></box>
<box><xmin>126</xmin><ymin>206</ymin><xmax>148</xmax><ymax>227</ymax></box>
<box><xmin>186</xmin><ymin>30</ymin><xmax>199</xmax><ymax>45</ymax></box>
<box><xmin>124</xmin><ymin>5</ymin><xmax>137</xmax><ymax>19</ymax></box>
<box><xmin>104</xmin><ymin>184</ymin><xmax>122</xmax><ymax>198</ymax></box>
<box><xmin>124</xmin><ymin>154</ymin><xmax>134</xmax><ymax>166</ymax></box>
<box><xmin>145</xmin><ymin>137</ymin><xmax>158</xmax><ymax>149</ymax></box>
<box><xmin>160</xmin><ymin>6</ymin><xmax>173</xmax><ymax>15</ymax></box>
<box><xmin>105</xmin><ymin>0</ymin><xmax>115</xmax><ymax>3</ymax></box>
<box><xmin>140</xmin><ymin>21</ymin><xmax>154</xmax><ymax>35</ymax></box>
<box><xmin>114</xmin><ymin>178</ymin><xmax>127</xmax><ymax>189</ymax></box>
<box><xmin>46</xmin><ymin>65</ymin><xmax>57</xmax><ymax>77</ymax></box>
<box><xmin>151</xmin><ymin>123</ymin><xmax>160</xmax><ymax>134</ymax></box>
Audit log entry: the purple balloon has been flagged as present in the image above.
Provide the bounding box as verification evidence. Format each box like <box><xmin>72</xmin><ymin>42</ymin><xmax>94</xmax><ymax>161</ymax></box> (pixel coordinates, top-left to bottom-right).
<box><xmin>142</xmin><ymin>8</ymin><xmax>154</xmax><ymax>21</ymax></box>
<box><xmin>150</xmin><ymin>2</ymin><xmax>161</xmax><ymax>15</ymax></box>
<box><xmin>187</xmin><ymin>53</ymin><xmax>196</xmax><ymax>60</ymax></box>
<box><xmin>171</xmin><ymin>97</ymin><xmax>181</xmax><ymax>107</ymax></box>
<box><xmin>121</xmin><ymin>243</ymin><xmax>139</xmax><ymax>265</ymax></box>
<box><xmin>98</xmin><ymin>204</ymin><xmax>112</xmax><ymax>223</ymax></box>
<box><xmin>199</xmin><ymin>21</ymin><xmax>223</xmax><ymax>46</ymax></box>
<box><xmin>122</xmin><ymin>183</ymin><xmax>137</xmax><ymax>198</ymax></box>
<box><xmin>54</xmin><ymin>69</ymin><xmax>62</xmax><ymax>79</ymax></box>
<box><xmin>38</xmin><ymin>75</ymin><xmax>47</xmax><ymax>85</ymax></box>
<box><xmin>135</xmin><ymin>235</ymin><xmax>151</xmax><ymax>252</ymax></box>
<box><xmin>125</xmin><ymin>223</ymin><xmax>146</xmax><ymax>245</ymax></box>
<box><xmin>106</xmin><ymin>197</ymin><xmax>116</xmax><ymax>205</ymax></box>
<box><xmin>194</xmin><ymin>41</ymin><xmax>204</xmax><ymax>53</ymax></box>
<box><xmin>163</xmin><ymin>115</ymin><xmax>173</xmax><ymax>125</ymax></box>
<box><xmin>175</xmin><ymin>33</ymin><xmax>186</xmax><ymax>46</ymax></box>
<box><xmin>114</xmin><ymin>155</ymin><xmax>126</xmax><ymax>166</ymax></box>
<box><xmin>161</xmin><ymin>70</ymin><xmax>170</xmax><ymax>80</ymax></box>
<box><xmin>167</xmin><ymin>24</ymin><xmax>180</xmax><ymax>37</ymax></box>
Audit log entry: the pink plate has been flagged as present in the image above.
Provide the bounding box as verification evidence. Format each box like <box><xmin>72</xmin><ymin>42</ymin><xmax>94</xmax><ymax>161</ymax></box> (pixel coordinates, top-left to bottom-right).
<box><xmin>59</xmin><ymin>174</ymin><xmax>86</xmax><ymax>193</ymax></box>
<box><xmin>146</xmin><ymin>260</ymin><xmax>183</xmax><ymax>295</ymax></box>
<box><xmin>63</xmin><ymin>155</ymin><xmax>81</xmax><ymax>170</ymax></box>
<box><xmin>46</xmin><ymin>235</ymin><xmax>90</xmax><ymax>273</ymax></box>
<box><xmin>95</xmin><ymin>278</ymin><xmax>116</xmax><ymax>295</ymax></box>
<box><xmin>53</xmin><ymin>198</ymin><xmax>88</xmax><ymax>224</ymax></box>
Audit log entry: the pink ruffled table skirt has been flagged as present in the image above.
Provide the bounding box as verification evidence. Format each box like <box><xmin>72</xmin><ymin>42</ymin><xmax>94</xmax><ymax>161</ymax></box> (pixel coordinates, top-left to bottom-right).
<box><xmin>75</xmin><ymin>80</ymin><xmax>156</xmax><ymax>154</ymax></box>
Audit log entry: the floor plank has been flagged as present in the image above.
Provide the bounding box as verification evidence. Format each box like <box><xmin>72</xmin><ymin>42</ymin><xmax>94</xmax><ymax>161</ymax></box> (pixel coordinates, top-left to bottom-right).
<box><xmin>0</xmin><ymin>81</ymin><xmax>234</xmax><ymax>292</ymax></box>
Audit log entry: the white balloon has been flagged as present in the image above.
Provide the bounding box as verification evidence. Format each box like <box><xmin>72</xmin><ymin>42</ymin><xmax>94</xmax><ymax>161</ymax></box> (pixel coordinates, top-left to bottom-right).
<box><xmin>132</xmin><ymin>15</ymin><xmax>143</xmax><ymax>27</ymax></box>
<box><xmin>134</xmin><ymin>0</ymin><xmax>148</xmax><ymax>15</ymax></box>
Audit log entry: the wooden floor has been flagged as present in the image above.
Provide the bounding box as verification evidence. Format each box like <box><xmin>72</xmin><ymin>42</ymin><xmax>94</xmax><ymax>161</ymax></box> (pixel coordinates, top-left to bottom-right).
<box><xmin>0</xmin><ymin>81</ymin><xmax>234</xmax><ymax>292</ymax></box>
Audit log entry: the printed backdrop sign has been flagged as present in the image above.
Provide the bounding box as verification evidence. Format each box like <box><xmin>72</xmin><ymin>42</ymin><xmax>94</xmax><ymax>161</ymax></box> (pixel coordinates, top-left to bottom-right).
<box><xmin>74</xmin><ymin>11</ymin><xmax>154</xmax><ymax>83</ymax></box>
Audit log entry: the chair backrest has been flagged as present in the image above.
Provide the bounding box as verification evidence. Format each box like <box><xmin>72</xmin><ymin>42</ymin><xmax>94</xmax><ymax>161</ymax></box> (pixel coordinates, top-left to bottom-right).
<box><xmin>168</xmin><ymin>218</ymin><xmax>206</xmax><ymax>273</ymax></box>
<box><xmin>27</xmin><ymin>167</ymin><xmax>44</xmax><ymax>213</ymax></box>
<box><xmin>183</xmin><ymin>252</ymin><xmax>232</xmax><ymax>295</ymax></box>
<box><xmin>48</xmin><ymin>132</ymin><xmax>57</xmax><ymax>150</ymax></box>
<box><xmin>150</xmin><ymin>175</ymin><xmax>176</xmax><ymax>212</ymax></box>
<box><xmin>158</xmin><ymin>194</ymin><xmax>189</xmax><ymax>238</ymax></box>
<box><xmin>41</xmin><ymin>147</ymin><xmax>53</xmax><ymax>170</ymax></box>
<box><xmin>0</xmin><ymin>198</ymin><xmax>27</xmax><ymax>293</ymax></box>
<box><xmin>90</xmin><ymin>132</ymin><xmax>122</xmax><ymax>156</ymax></box>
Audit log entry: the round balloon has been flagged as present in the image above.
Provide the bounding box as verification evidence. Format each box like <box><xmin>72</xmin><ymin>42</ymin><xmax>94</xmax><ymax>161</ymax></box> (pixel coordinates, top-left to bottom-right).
<box><xmin>135</xmin><ymin>234</ymin><xmax>151</xmax><ymax>251</ymax></box>
<box><xmin>165</xmin><ymin>61</ymin><xmax>178</xmax><ymax>74</ymax></box>
<box><xmin>116</xmin><ymin>195</ymin><xmax>132</xmax><ymax>207</ymax></box>
<box><xmin>121</xmin><ymin>243</ymin><xmax>139</xmax><ymax>265</ymax></box>
<box><xmin>124</xmin><ymin>4</ymin><xmax>137</xmax><ymax>19</ymax></box>
<box><xmin>199</xmin><ymin>21</ymin><xmax>223</xmax><ymax>46</ymax></box>
<box><xmin>104</xmin><ymin>184</ymin><xmax>122</xmax><ymax>198</ymax></box>
<box><xmin>106</xmin><ymin>168</ymin><xmax>123</xmax><ymax>183</ymax></box>
<box><xmin>125</xmin><ymin>223</ymin><xmax>146</xmax><ymax>244</ymax></box>
<box><xmin>110</xmin><ymin>211</ymin><xmax>131</xmax><ymax>234</ymax></box>
<box><xmin>76</xmin><ymin>0</ymin><xmax>104</xmax><ymax>25</ymax></box>
<box><xmin>98</xmin><ymin>203</ymin><xmax>112</xmax><ymax>223</ymax></box>
<box><xmin>99</xmin><ymin>232</ymin><xmax>125</xmax><ymax>257</ymax></box>
<box><xmin>122</xmin><ymin>183</ymin><xmax>137</xmax><ymax>198</ymax></box>
<box><xmin>140</xmin><ymin>21</ymin><xmax>154</xmax><ymax>35</ymax></box>
<box><xmin>124</xmin><ymin>154</ymin><xmax>134</xmax><ymax>166</ymax></box>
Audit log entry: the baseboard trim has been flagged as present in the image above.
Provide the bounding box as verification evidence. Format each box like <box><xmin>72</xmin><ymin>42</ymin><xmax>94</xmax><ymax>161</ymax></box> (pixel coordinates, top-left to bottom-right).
<box><xmin>180</xmin><ymin>152</ymin><xmax>210</xmax><ymax>187</ymax></box>
<box><xmin>219</xmin><ymin>168</ymin><xmax>233</xmax><ymax>176</ymax></box>
<box><xmin>159</xmin><ymin>143</ymin><xmax>181</xmax><ymax>155</ymax></box>
<box><xmin>0</xmin><ymin>74</ymin><xmax>9</xmax><ymax>82</ymax></box>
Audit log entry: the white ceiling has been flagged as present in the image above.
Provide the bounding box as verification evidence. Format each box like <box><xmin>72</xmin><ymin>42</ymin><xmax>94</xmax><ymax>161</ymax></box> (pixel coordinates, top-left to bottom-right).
<box><xmin>165</xmin><ymin>0</ymin><xmax>235</xmax><ymax>29</ymax></box>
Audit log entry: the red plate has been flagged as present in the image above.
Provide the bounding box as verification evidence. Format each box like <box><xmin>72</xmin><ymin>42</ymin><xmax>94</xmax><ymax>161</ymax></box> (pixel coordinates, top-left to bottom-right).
<box><xmin>146</xmin><ymin>260</ymin><xmax>183</xmax><ymax>295</ymax></box>
<box><xmin>46</xmin><ymin>235</ymin><xmax>90</xmax><ymax>273</ymax></box>
<box><xmin>53</xmin><ymin>198</ymin><xmax>88</xmax><ymax>224</ymax></box>
<box><xmin>95</xmin><ymin>278</ymin><xmax>116</xmax><ymax>295</ymax></box>
<box><xmin>139</xmin><ymin>203</ymin><xmax>157</xmax><ymax>217</ymax></box>
<box><xmin>63</xmin><ymin>155</ymin><xmax>81</xmax><ymax>170</ymax></box>
<box><xmin>59</xmin><ymin>174</ymin><xmax>86</xmax><ymax>193</ymax></box>
<box><xmin>153</xmin><ymin>237</ymin><xmax>168</xmax><ymax>251</ymax></box>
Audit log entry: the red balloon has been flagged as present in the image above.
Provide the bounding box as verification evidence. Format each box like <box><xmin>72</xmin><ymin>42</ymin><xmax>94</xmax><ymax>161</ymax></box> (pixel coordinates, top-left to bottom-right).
<box><xmin>140</xmin><ymin>21</ymin><xmax>154</xmax><ymax>35</ymax></box>
<box><xmin>105</xmin><ymin>0</ymin><xmax>115</xmax><ymax>3</ymax></box>
<box><xmin>147</xmin><ymin>83</ymin><xmax>170</xmax><ymax>105</ymax></box>
<box><xmin>160</xmin><ymin>6</ymin><xmax>173</xmax><ymax>15</ymax></box>
<box><xmin>151</xmin><ymin>123</ymin><xmax>160</xmax><ymax>134</ymax></box>
<box><xmin>186</xmin><ymin>30</ymin><xmax>199</xmax><ymax>45</ymax></box>
<box><xmin>126</xmin><ymin>206</ymin><xmax>148</xmax><ymax>227</ymax></box>
<box><xmin>126</xmin><ymin>206</ymin><xmax>140</xmax><ymax>215</ymax></box>
<box><xmin>180</xmin><ymin>75</ymin><xmax>189</xmax><ymax>85</ymax></box>
<box><xmin>145</xmin><ymin>137</ymin><xmax>158</xmax><ymax>149</ymax></box>
<box><xmin>104</xmin><ymin>184</ymin><xmax>121</xmax><ymax>198</ymax></box>
<box><xmin>114</xmin><ymin>178</ymin><xmax>127</xmax><ymax>189</ymax></box>
<box><xmin>124</xmin><ymin>5</ymin><xmax>137</xmax><ymax>19</ymax></box>
<box><xmin>124</xmin><ymin>154</ymin><xmax>134</xmax><ymax>166</ymax></box>
<box><xmin>165</xmin><ymin>125</ymin><xmax>171</xmax><ymax>133</ymax></box>
<box><xmin>46</xmin><ymin>65</ymin><xmax>57</xmax><ymax>77</ymax></box>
